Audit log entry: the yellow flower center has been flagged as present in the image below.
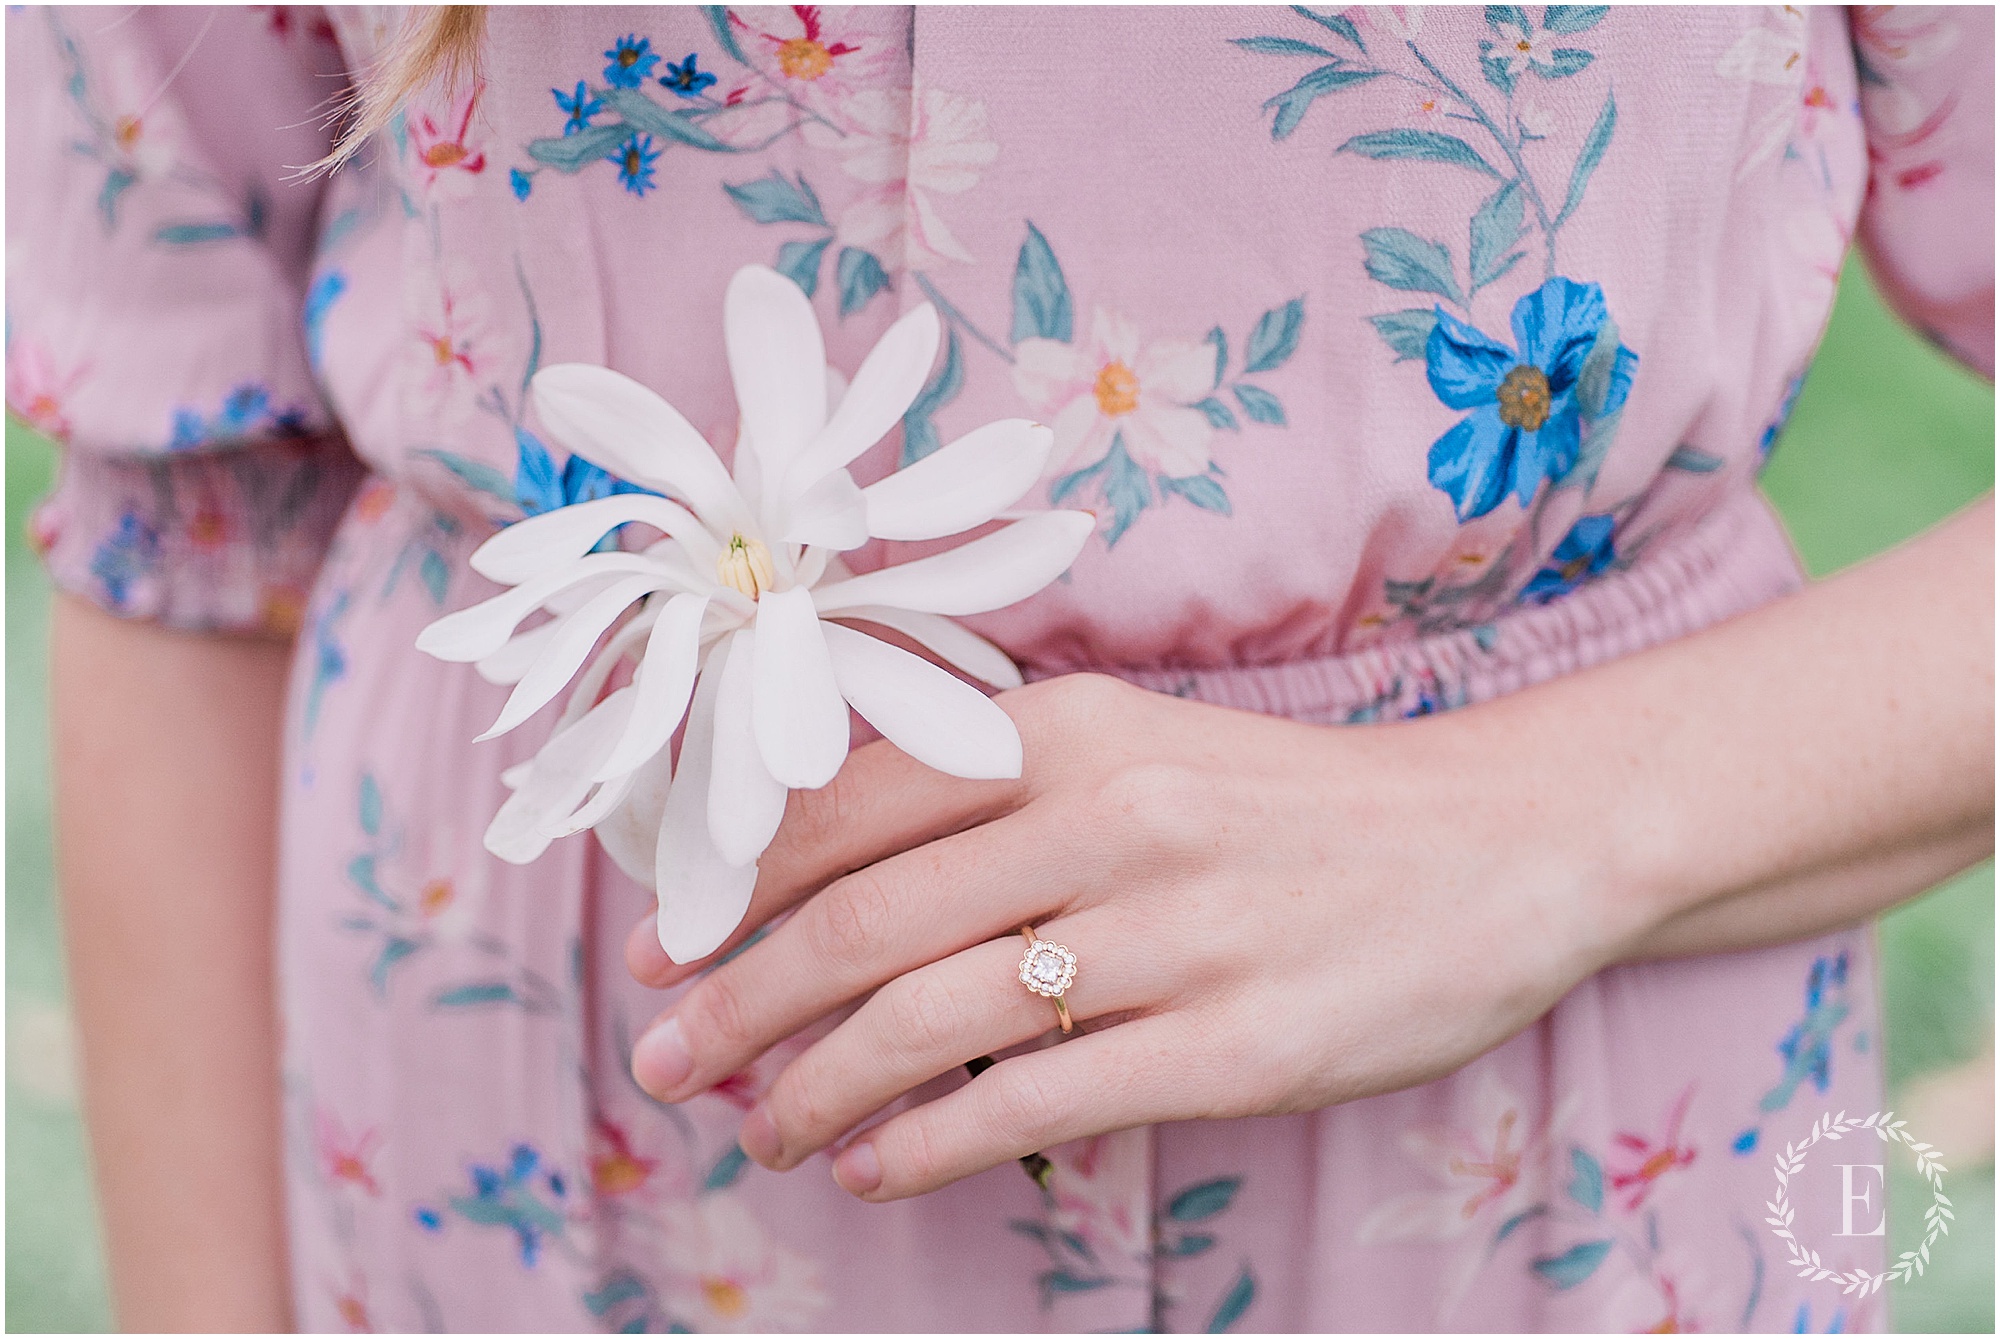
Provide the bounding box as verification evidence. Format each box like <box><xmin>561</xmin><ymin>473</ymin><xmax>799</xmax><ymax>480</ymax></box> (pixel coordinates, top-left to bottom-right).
<box><xmin>1515</xmin><ymin>37</ymin><xmax>1533</xmax><ymax>53</ymax></box>
<box><xmin>624</xmin><ymin>147</ymin><xmax>644</xmax><ymax>174</ymax></box>
<box><xmin>1092</xmin><ymin>360</ymin><xmax>1141</xmax><ymax>417</ymax></box>
<box><xmin>717</xmin><ymin>533</ymin><xmax>777</xmax><ymax>600</ymax></box>
<box><xmin>702</xmin><ymin>1275</ymin><xmax>750</xmax><ymax>1320</ymax></box>
<box><xmin>419</xmin><ymin>878</ymin><xmax>455</xmax><ymax>917</ymax></box>
<box><xmin>113</xmin><ymin>114</ymin><xmax>143</xmax><ymax>151</ymax></box>
<box><xmin>431</xmin><ymin>336</ymin><xmax>459</xmax><ymax>367</ymax></box>
<box><xmin>1495</xmin><ymin>364</ymin><xmax>1552</xmax><ymax>432</ymax></box>
<box><xmin>422</xmin><ymin>141</ymin><xmax>468</xmax><ymax>169</ymax></box>
<box><xmin>617</xmin><ymin>47</ymin><xmax>641</xmax><ymax>68</ymax></box>
<box><xmin>777</xmin><ymin>37</ymin><xmax>834</xmax><ymax>80</ymax></box>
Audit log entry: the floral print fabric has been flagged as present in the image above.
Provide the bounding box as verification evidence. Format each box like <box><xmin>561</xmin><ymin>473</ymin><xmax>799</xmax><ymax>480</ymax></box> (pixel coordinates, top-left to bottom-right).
<box><xmin>7</xmin><ymin>5</ymin><xmax>1992</xmax><ymax>1331</ymax></box>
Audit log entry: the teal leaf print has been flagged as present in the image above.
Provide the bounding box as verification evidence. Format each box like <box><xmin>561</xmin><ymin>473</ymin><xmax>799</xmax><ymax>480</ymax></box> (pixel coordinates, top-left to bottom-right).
<box><xmin>724</xmin><ymin>170</ymin><xmax>827</xmax><ymax>226</ymax></box>
<box><xmin>1556</xmin><ymin>91</ymin><xmax>1617</xmax><ymax>227</ymax></box>
<box><xmin>1573</xmin><ymin>318</ymin><xmax>1630</xmax><ymax>419</ymax></box>
<box><xmin>583</xmin><ymin>1274</ymin><xmax>649</xmax><ymax>1317</ymax></box>
<box><xmin>1338</xmin><ymin>130</ymin><xmax>1502</xmax><ymax>179</ymax></box>
<box><xmin>1194</xmin><ymin>396</ymin><xmax>1240</xmax><ymax>431</ymax></box>
<box><xmin>1011</xmin><ymin>222</ymin><xmax>1074</xmax><ymax>343</ymax></box>
<box><xmin>527</xmin><ymin>122</ymin><xmax>627</xmax><ymax>171</ymax></box>
<box><xmin>420</xmin><ymin>550</ymin><xmax>451</xmax><ymax>605</ymax></box>
<box><xmin>370</xmin><ymin>937</ymin><xmax>421</xmax><ymax>997</ymax></box>
<box><xmin>434</xmin><ymin>982</ymin><xmax>528</xmax><ymax>1008</ymax></box>
<box><xmin>1532</xmin><ymin>1239</ymin><xmax>1614</xmax><ymax>1290</ymax></box>
<box><xmin>1542</xmin><ymin>5</ymin><xmax>1610</xmax><ymax>33</ymax></box>
<box><xmin>1541</xmin><ymin>48</ymin><xmax>1595</xmax><ymax>76</ymax></box>
<box><xmin>1230</xmin><ymin>35</ymin><xmax>1337</xmax><ymax>58</ymax></box>
<box><xmin>1469</xmin><ymin>180</ymin><xmax>1528</xmax><ymax>290</ymax></box>
<box><xmin>414</xmin><ymin>449</ymin><xmax>516</xmax><ymax>505</ymax></box>
<box><xmin>1161</xmin><ymin>473</ymin><xmax>1233</xmax><ymax>514</ymax></box>
<box><xmin>347</xmin><ymin>855</ymin><xmax>395</xmax><ymax>909</ymax></box>
<box><xmin>601</xmin><ymin>86</ymin><xmax>735</xmax><ymax>151</ymax></box>
<box><xmin>1039</xmin><ymin>1271</ymin><xmax>1112</xmax><ymax>1304</ymax></box>
<box><xmin>1051</xmin><ymin>437</ymin><xmax>1150</xmax><ymax>544</ymax></box>
<box><xmin>1206</xmin><ymin>1267</ymin><xmax>1257</xmax><ymax>1332</ymax></box>
<box><xmin>1167</xmin><ymin>1176</ymin><xmax>1243</xmax><ymax>1221</ymax></box>
<box><xmin>359</xmin><ymin>773</ymin><xmax>383</xmax><ymax>836</ymax></box>
<box><xmin>1360</xmin><ymin>228</ymin><xmax>1464</xmax><ymax>304</ymax></box>
<box><xmin>1232</xmin><ymin>383</ymin><xmax>1287</xmax><ymax>426</ymax></box>
<box><xmin>702</xmin><ymin>4</ymin><xmax>747</xmax><ymax>62</ymax></box>
<box><xmin>776</xmin><ymin>237</ymin><xmax>831</xmax><ymax>296</ymax></box>
<box><xmin>1369</xmin><ymin>308</ymin><xmax>1439</xmax><ymax>361</ymax></box>
<box><xmin>1242</xmin><ymin>298</ymin><xmax>1306</xmax><ymax>372</ymax></box>
<box><xmin>1665</xmin><ymin>444</ymin><xmax>1725</xmax><ymax>473</ymax></box>
<box><xmin>1567</xmin><ymin>1147</ymin><xmax>1605</xmax><ymax>1213</ymax></box>
<box><xmin>1290</xmin><ymin>6</ymin><xmax>1367</xmax><ymax>52</ymax></box>
<box><xmin>1485</xmin><ymin>5</ymin><xmax>1529</xmax><ymax>30</ymax></box>
<box><xmin>1165</xmin><ymin>1233</ymin><xmax>1217</xmax><ymax>1256</ymax></box>
<box><xmin>837</xmin><ymin>246</ymin><xmax>891</xmax><ymax>317</ymax></box>
<box><xmin>900</xmin><ymin>327</ymin><xmax>964</xmax><ymax>465</ymax></box>
<box><xmin>154</xmin><ymin>222</ymin><xmax>244</xmax><ymax>245</ymax></box>
<box><xmin>1494</xmin><ymin>1204</ymin><xmax>1549</xmax><ymax>1243</ymax></box>
<box><xmin>1206</xmin><ymin>325</ymin><xmax>1228</xmax><ymax>387</ymax></box>
<box><xmin>98</xmin><ymin>167</ymin><xmax>137</xmax><ymax>228</ymax></box>
<box><xmin>703</xmin><ymin>1144</ymin><xmax>750</xmax><ymax>1192</ymax></box>
<box><xmin>1264</xmin><ymin>65</ymin><xmax>1382</xmax><ymax>140</ymax></box>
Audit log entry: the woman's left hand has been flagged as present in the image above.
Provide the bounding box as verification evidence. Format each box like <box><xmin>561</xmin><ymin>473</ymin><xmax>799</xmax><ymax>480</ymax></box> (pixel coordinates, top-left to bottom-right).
<box><xmin>625</xmin><ymin>671</ymin><xmax>1616</xmax><ymax>1201</ymax></box>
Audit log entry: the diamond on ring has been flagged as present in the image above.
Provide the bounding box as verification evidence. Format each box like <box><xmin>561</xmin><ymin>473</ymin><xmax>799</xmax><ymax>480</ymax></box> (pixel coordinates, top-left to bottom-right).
<box><xmin>1018</xmin><ymin>939</ymin><xmax>1077</xmax><ymax>998</ymax></box>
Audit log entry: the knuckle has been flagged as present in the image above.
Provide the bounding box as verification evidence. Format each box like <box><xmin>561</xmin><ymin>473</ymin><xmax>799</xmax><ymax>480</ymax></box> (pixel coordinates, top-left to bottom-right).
<box><xmin>1091</xmin><ymin>761</ymin><xmax>1207</xmax><ymax>842</ymax></box>
<box><xmin>784</xmin><ymin>778</ymin><xmax>855</xmax><ymax>860</ymax></box>
<box><xmin>986</xmin><ymin>1063</ymin><xmax>1061</xmax><ymax>1147</ymax></box>
<box><xmin>894</xmin><ymin>1112</ymin><xmax>944</xmax><ymax>1189</ymax></box>
<box><xmin>882</xmin><ymin>972</ymin><xmax>966</xmax><ymax>1057</ymax></box>
<box><xmin>681</xmin><ymin>970</ymin><xmax>753</xmax><ymax>1058</ymax></box>
<box><xmin>770</xmin><ymin>1065</ymin><xmax>833</xmax><ymax>1144</ymax></box>
<box><xmin>808</xmin><ymin>869</ymin><xmax>898</xmax><ymax>970</ymax></box>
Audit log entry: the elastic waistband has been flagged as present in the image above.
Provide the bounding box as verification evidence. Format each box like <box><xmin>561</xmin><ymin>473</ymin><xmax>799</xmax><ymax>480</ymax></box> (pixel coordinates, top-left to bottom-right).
<box><xmin>1055</xmin><ymin>488</ymin><xmax>1805</xmax><ymax>724</ymax></box>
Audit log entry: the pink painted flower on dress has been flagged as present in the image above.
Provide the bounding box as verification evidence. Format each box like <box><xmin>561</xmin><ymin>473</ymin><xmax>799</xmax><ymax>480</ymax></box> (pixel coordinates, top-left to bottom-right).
<box><xmin>315</xmin><ymin>1106</ymin><xmax>384</xmax><ymax>1196</ymax></box>
<box><xmin>1045</xmin><ymin>1131</ymin><xmax>1152</xmax><ymax>1262</ymax></box>
<box><xmin>1368</xmin><ymin>6</ymin><xmax>1424</xmax><ymax>41</ymax></box>
<box><xmin>96</xmin><ymin>44</ymin><xmax>184</xmax><ymax>181</ymax></box>
<box><xmin>405</xmin><ymin>88</ymin><xmax>488</xmax><ymax>196</ymax></box>
<box><xmin>1605</xmin><ymin>1083</ymin><xmax>1698</xmax><ymax>1213</ymax></box>
<box><xmin>728</xmin><ymin>6</ymin><xmax>900</xmax><ymax>113</ymax></box>
<box><xmin>1014</xmin><ymin>308</ymin><xmax>1217</xmax><ymax>481</ymax></box>
<box><xmin>404</xmin><ymin>266</ymin><xmax>493</xmax><ymax>426</ymax></box>
<box><xmin>1597</xmin><ymin>1250</ymin><xmax>1712</xmax><ymax>1335</ymax></box>
<box><xmin>5</xmin><ymin>341</ymin><xmax>87</xmax><ymax>443</ymax></box>
<box><xmin>657</xmin><ymin>1195</ymin><xmax>828</xmax><ymax>1332</ymax></box>
<box><xmin>1714</xmin><ymin>7</ymin><xmax>1819</xmax><ymax>178</ymax></box>
<box><xmin>588</xmin><ymin>1115</ymin><xmax>660</xmax><ymax>1197</ymax></box>
<box><xmin>805</xmin><ymin>80</ymin><xmax>998</xmax><ymax>269</ymax></box>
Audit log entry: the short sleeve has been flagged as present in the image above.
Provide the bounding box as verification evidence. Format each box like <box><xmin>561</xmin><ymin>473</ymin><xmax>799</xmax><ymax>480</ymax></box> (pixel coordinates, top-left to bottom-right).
<box><xmin>1850</xmin><ymin>6</ymin><xmax>1996</xmax><ymax>378</ymax></box>
<box><xmin>5</xmin><ymin>5</ymin><xmax>366</xmax><ymax>635</ymax></box>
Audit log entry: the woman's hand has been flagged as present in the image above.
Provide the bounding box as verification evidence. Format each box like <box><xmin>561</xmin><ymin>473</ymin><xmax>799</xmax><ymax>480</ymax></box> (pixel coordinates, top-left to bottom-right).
<box><xmin>624</xmin><ymin>671</ymin><xmax>1616</xmax><ymax>1201</ymax></box>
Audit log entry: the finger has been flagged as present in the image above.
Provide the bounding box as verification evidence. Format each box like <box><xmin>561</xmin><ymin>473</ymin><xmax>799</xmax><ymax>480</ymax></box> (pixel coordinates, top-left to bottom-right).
<box><xmin>741</xmin><ymin>914</ymin><xmax>1145</xmax><ymax>1170</ymax></box>
<box><xmin>631</xmin><ymin>807</ymin><xmax>1078</xmax><ymax>1101</ymax></box>
<box><xmin>625</xmin><ymin>731</ymin><xmax>1025</xmax><ymax>987</ymax></box>
<box><xmin>828</xmin><ymin>1015</ymin><xmax>1203</xmax><ymax>1201</ymax></box>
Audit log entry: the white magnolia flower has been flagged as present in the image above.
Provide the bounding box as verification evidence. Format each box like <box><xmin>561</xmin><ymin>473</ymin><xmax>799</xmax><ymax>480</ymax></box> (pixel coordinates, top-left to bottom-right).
<box><xmin>1013</xmin><ymin>307</ymin><xmax>1216</xmax><ymax>479</ymax></box>
<box><xmin>418</xmin><ymin>265</ymin><xmax>1091</xmax><ymax>962</ymax></box>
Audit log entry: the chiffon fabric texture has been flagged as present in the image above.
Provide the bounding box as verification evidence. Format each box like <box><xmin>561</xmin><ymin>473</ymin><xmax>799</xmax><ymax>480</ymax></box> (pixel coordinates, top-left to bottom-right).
<box><xmin>10</xmin><ymin>5</ymin><xmax>1993</xmax><ymax>1332</ymax></box>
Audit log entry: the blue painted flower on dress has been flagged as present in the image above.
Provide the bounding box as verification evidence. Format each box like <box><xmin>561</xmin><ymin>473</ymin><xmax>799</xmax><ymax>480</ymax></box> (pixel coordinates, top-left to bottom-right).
<box><xmin>1758</xmin><ymin>371</ymin><xmax>1807</xmax><ymax>463</ymax></box>
<box><xmin>1731</xmin><ymin>947</ymin><xmax>1854</xmax><ymax>1154</ymax></box>
<box><xmin>303</xmin><ymin>271</ymin><xmax>347</xmax><ymax>371</ymax></box>
<box><xmin>1424</xmin><ymin>278</ymin><xmax>1635</xmax><ymax>521</ymax></box>
<box><xmin>437</xmin><ymin>1142</ymin><xmax>569</xmax><ymax>1267</ymax></box>
<box><xmin>602</xmin><ymin>35</ymin><xmax>659</xmax><ymax>89</ymax></box>
<box><xmin>509</xmin><ymin>168</ymin><xmax>533</xmax><ymax>201</ymax></box>
<box><xmin>513</xmin><ymin>425</ymin><xmax>651</xmax><ymax>518</ymax></box>
<box><xmin>89</xmin><ymin>509</ymin><xmax>159</xmax><ymax>608</ymax></box>
<box><xmin>660</xmin><ymin>51</ymin><xmax>717</xmax><ymax>98</ymax></box>
<box><xmin>1520</xmin><ymin>514</ymin><xmax>1615</xmax><ymax>604</ymax></box>
<box><xmin>609</xmin><ymin>132</ymin><xmax>661</xmax><ymax>197</ymax></box>
<box><xmin>552</xmin><ymin>80</ymin><xmax>603</xmax><ymax>135</ymax></box>
<box><xmin>167</xmin><ymin>382</ymin><xmax>309</xmax><ymax>451</ymax></box>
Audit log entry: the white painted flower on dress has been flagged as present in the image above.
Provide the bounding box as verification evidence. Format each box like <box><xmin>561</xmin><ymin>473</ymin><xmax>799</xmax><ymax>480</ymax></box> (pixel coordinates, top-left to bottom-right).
<box><xmin>404</xmin><ymin>264</ymin><xmax>493</xmax><ymax>427</ymax></box>
<box><xmin>418</xmin><ymin>265</ymin><xmax>1091</xmax><ymax>962</ymax></box>
<box><xmin>1013</xmin><ymin>308</ymin><xmax>1218</xmax><ymax>480</ymax></box>
<box><xmin>806</xmin><ymin>81</ymin><xmax>999</xmax><ymax>269</ymax></box>
<box><xmin>729</xmin><ymin>5</ymin><xmax>900</xmax><ymax>112</ymax></box>
<box><xmin>5</xmin><ymin>340</ymin><xmax>87</xmax><ymax>443</ymax></box>
<box><xmin>657</xmin><ymin>1195</ymin><xmax>828</xmax><ymax>1332</ymax></box>
<box><xmin>98</xmin><ymin>45</ymin><xmax>183</xmax><ymax>181</ymax></box>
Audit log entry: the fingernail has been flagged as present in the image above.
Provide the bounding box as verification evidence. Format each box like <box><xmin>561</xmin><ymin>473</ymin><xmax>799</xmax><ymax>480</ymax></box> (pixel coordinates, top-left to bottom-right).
<box><xmin>832</xmin><ymin>1141</ymin><xmax>882</xmax><ymax>1197</ymax></box>
<box><xmin>737</xmin><ymin>1105</ymin><xmax>782</xmax><ymax>1168</ymax></box>
<box><xmin>632</xmin><ymin>1017</ymin><xmax>693</xmax><ymax>1097</ymax></box>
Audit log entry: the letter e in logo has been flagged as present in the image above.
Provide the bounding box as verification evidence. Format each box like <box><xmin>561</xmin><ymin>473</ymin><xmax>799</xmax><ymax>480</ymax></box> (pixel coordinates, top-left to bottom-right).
<box><xmin>1836</xmin><ymin>1164</ymin><xmax>1887</xmax><ymax>1236</ymax></box>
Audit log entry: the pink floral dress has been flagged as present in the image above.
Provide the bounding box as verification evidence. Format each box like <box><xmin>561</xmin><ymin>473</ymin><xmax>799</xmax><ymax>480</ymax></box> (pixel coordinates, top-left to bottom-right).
<box><xmin>9</xmin><ymin>6</ymin><xmax>1992</xmax><ymax>1332</ymax></box>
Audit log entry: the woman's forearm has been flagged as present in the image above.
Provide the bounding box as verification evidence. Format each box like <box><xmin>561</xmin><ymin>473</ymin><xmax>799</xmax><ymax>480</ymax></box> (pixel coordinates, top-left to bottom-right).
<box><xmin>1463</xmin><ymin>495</ymin><xmax>1995</xmax><ymax>966</ymax></box>
<box><xmin>52</xmin><ymin>595</ymin><xmax>294</xmax><ymax>1332</ymax></box>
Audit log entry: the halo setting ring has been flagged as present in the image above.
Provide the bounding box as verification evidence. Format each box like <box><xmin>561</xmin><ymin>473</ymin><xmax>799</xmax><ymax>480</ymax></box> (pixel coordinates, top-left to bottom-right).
<box><xmin>1018</xmin><ymin>927</ymin><xmax>1077</xmax><ymax>1033</ymax></box>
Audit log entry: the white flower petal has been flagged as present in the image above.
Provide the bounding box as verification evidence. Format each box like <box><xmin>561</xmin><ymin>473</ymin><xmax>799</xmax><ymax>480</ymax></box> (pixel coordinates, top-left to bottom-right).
<box><xmin>417</xmin><ymin>553</ymin><xmax>663</xmax><ymax>662</ymax></box>
<box><xmin>655</xmin><ymin>659</ymin><xmax>759</xmax><ymax>963</ymax></box>
<box><xmin>593</xmin><ymin>744</ymin><xmax>674</xmax><ymax>886</ymax></box>
<box><xmin>830</xmin><ymin>605</ymin><xmax>1023</xmax><ymax>688</ymax></box>
<box><xmin>483</xmin><ymin>687</ymin><xmax>635</xmax><ymax>864</ymax></box>
<box><xmin>822</xmin><ymin>623</ymin><xmax>1022</xmax><ymax>779</ymax></box>
<box><xmin>471</xmin><ymin>494</ymin><xmax>722</xmax><ymax>585</ymax></box>
<box><xmin>595</xmin><ymin>592</ymin><xmax>709</xmax><ymax>781</ymax></box>
<box><xmin>781</xmin><ymin>467</ymin><xmax>869</xmax><ymax>549</ymax></box>
<box><xmin>725</xmin><ymin>265</ymin><xmax>827</xmax><ymax>489</ymax></box>
<box><xmin>707</xmin><ymin>629</ymin><xmax>791</xmax><ymax>865</ymax></box>
<box><xmin>475</xmin><ymin>618</ymin><xmax>558</xmax><ymax>685</ymax></box>
<box><xmin>812</xmin><ymin>511</ymin><xmax>1094</xmax><ymax>617</ymax></box>
<box><xmin>752</xmin><ymin>585</ymin><xmax>851</xmax><ymax>788</ymax></box>
<box><xmin>547</xmin><ymin>765</ymin><xmax>640</xmax><ymax>838</ymax></box>
<box><xmin>532</xmin><ymin>364</ymin><xmax>751</xmax><ymax>532</ymax></box>
<box><xmin>477</xmin><ymin>574</ymin><xmax>666</xmax><ymax>741</ymax></box>
<box><xmin>785</xmin><ymin>302</ymin><xmax>940</xmax><ymax>490</ymax></box>
<box><xmin>861</xmin><ymin>419</ymin><xmax>1054</xmax><ymax>541</ymax></box>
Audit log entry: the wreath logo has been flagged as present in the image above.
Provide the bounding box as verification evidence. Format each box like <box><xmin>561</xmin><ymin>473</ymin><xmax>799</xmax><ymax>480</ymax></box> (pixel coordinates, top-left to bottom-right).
<box><xmin>1766</xmin><ymin>1110</ymin><xmax>1952</xmax><ymax>1298</ymax></box>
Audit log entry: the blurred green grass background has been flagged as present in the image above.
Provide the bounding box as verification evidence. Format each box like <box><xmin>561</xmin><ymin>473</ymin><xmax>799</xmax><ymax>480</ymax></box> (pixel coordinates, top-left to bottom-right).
<box><xmin>6</xmin><ymin>260</ymin><xmax>1993</xmax><ymax>1332</ymax></box>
